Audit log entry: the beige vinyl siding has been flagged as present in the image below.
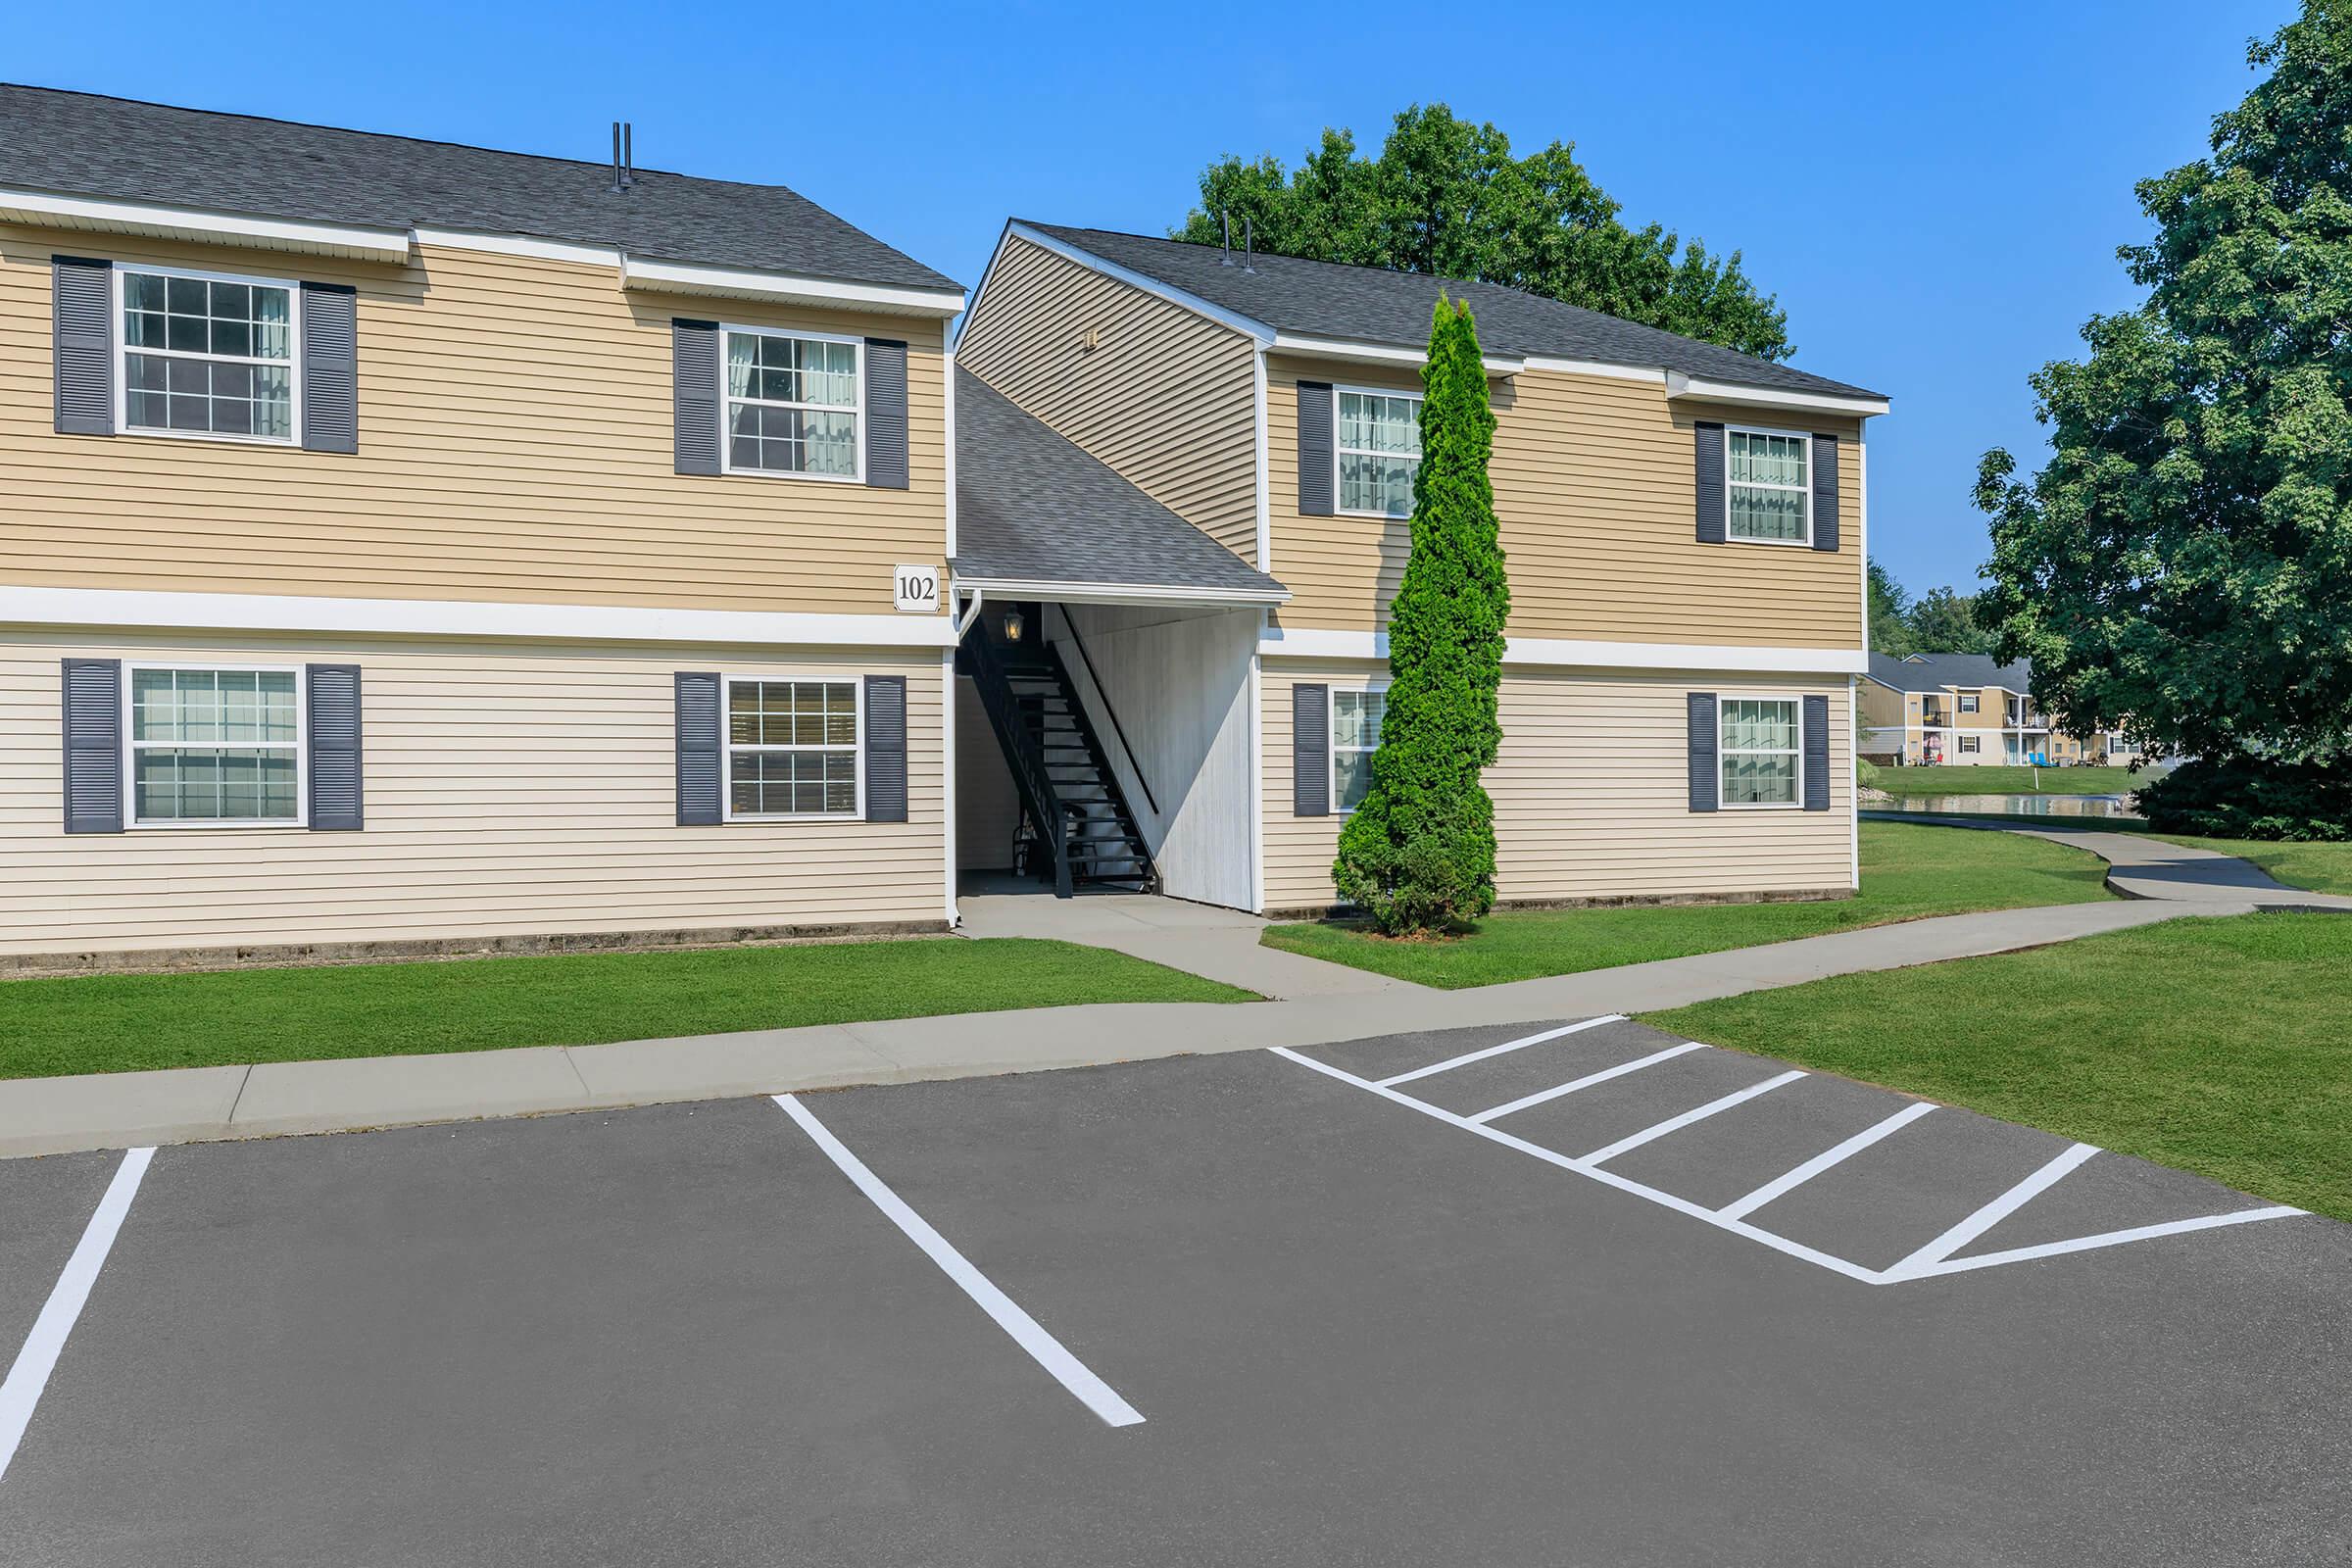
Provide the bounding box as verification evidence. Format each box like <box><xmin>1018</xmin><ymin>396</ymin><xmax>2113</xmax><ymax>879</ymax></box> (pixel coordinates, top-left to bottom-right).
<box><xmin>1261</xmin><ymin>659</ymin><xmax>1853</xmax><ymax>913</ymax></box>
<box><xmin>957</xmin><ymin>235</ymin><xmax>1260</xmax><ymax>564</ymax></box>
<box><xmin>0</xmin><ymin>226</ymin><xmax>948</xmax><ymax>614</ymax></box>
<box><xmin>0</xmin><ymin>630</ymin><xmax>946</xmax><ymax>956</ymax></box>
<box><xmin>1265</xmin><ymin>356</ymin><xmax>1866</xmax><ymax>648</ymax></box>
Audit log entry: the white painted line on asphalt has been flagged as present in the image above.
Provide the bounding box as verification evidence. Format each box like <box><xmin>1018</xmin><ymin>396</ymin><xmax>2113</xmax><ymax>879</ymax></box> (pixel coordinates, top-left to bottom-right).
<box><xmin>1899</xmin><ymin>1205</ymin><xmax>2309</xmax><ymax>1279</ymax></box>
<box><xmin>771</xmin><ymin>1095</ymin><xmax>1145</xmax><ymax>1429</ymax></box>
<box><xmin>0</xmin><ymin>1146</ymin><xmax>154</xmax><ymax>1486</ymax></box>
<box><xmin>1715</xmin><ymin>1102</ymin><xmax>1937</xmax><ymax>1222</ymax></box>
<box><xmin>1465</xmin><ymin>1042</ymin><xmax>1707</xmax><ymax>1125</ymax></box>
<box><xmin>1582</xmin><ymin>1070</ymin><xmax>1808</xmax><ymax>1166</ymax></box>
<box><xmin>1882</xmin><ymin>1142</ymin><xmax>2101</xmax><ymax>1281</ymax></box>
<box><xmin>1376</xmin><ymin>1015</ymin><xmax>1629</xmax><ymax>1088</ymax></box>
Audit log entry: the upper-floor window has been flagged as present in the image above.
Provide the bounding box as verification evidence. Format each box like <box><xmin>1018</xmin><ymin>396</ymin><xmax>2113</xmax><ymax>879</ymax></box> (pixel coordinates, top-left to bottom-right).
<box><xmin>724</xmin><ymin>328</ymin><xmax>861</xmax><ymax>480</ymax></box>
<box><xmin>127</xmin><ymin>664</ymin><xmax>303</xmax><ymax>826</ymax></box>
<box><xmin>120</xmin><ymin>267</ymin><xmax>298</xmax><ymax>443</ymax></box>
<box><xmin>1959</xmin><ymin>693</ymin><xmax>1980</xmax><ymax>713</ymax></box>
<box><xmin>1720</xmin><ymin>697</ymin><xmax>1799</xmax><ymax>807</ymax></box>
<box><xmin>1330</xmin><ymin>687</ymin><xmax>1387</xmax><ymax>812</ymax></box>
<box><xmin>1337</xmin><ymin>389</ymin><xmax>1420</xmax><ymax>517</ymax></box>
<box><xmin>725</xmin><ymin>677</ymin><xmax>860</xmax><ymax>818</ymax></box>
<box><xmin>1726</xmin><ymin>427</ymin><xmax>1810</xmax><ymax>543</ymax></box>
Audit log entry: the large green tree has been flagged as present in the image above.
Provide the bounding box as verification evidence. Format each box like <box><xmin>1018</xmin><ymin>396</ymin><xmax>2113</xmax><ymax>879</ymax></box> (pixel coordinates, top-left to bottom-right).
<box><xmin>1977</xmin><ymin>1</ymin><xmax>2352</xmax><ymax>768</ymax></box>
<box><xmin>1181</xmin><ymin>106</ymin><xmax>1791</xmax><ymax>361</ymax></box>
<box><xmin>1867</xmin><ymin>559</ymin><xmax>1915</xmax><ymax>656</ymax></box>
<box><xmin>1905</xmin><ymin>586</ymin><xmax>1997</xmax><ymax>656</ymax></box>
<box><xmin>1333</xmin><ymin>296</ymin><xmax>1509</xmax><ymax>934</ymax></box>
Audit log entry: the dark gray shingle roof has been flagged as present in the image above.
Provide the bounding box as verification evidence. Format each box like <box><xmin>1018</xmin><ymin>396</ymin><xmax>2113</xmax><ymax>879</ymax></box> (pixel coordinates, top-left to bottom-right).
<box><xmin>1868</xmin><ymin>652</ymin><xmax>2034</xmax><ymax>693</ymax></box>
<box><xmin>955</xmin><ymin>368</ymin><xmax>1286</xmax><ymax>599</ymax></box>
<box><xmin>0</xmin><ymin>84</ymin><xmax>958</xmax><ymax>292</ymax></box>
<box><xmin>1024</xmin><ymin>222</ymin><xmax>1882</xmax><ymax>403</ymax></box>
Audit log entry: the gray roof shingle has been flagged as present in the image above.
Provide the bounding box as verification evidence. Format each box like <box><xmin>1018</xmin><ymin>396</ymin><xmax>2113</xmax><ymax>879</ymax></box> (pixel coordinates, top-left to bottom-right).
<box><xmin>0</xmin><ymin>84</ymin><xmax>958</xmax><ymax>292</ymax></box>
<box><xmin>1867</xmin><ymin>652</ymin><xmax>2034</xmax><ymax>693</ymax></box>
<box><xmin>1024</xmin><ymin>222</ymin><xmax>1883</xmax><ymax>403</ymax></box>
<box><xmin>955</xmin><ymin>368</ymin><xmax>1286</xmax><ymax>599</ymax></box>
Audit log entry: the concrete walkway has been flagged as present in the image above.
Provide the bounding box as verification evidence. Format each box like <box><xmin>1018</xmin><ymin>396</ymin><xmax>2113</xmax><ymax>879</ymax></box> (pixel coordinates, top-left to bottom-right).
<box><xmin>3</xmin><ymin>827</ymin><xmax>2337</xmax><ymax>1159</ymax></box>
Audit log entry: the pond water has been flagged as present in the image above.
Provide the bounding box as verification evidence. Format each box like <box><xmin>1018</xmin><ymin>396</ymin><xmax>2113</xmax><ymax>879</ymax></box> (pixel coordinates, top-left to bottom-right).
<box><xmin>1870</xmin><ymin>794</ymin><xmax>2145</xmax><ymax>821</ymax></box>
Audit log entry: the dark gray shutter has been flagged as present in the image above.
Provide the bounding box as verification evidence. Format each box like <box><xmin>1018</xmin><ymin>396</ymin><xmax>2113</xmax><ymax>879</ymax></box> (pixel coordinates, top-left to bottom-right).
<box><xmin>864</xmin><ymin>674</ymin><xmax>907</xmax><ymax>822</ymax></box>
<box><xmin>306</xmin><ymin>663</ymin><xmax>364</xmax><ymax>829</ymax></box>
<box><xmin>53</xmin><ymin>257</ymin><xmax>113</xmax><ymax>436</ymax></box>
<box><xmin>1802</xmin><ymin>695</ymin><xmax>1831</xmax><ymax>811</ymax></box>
<box><xmin>863</xmin><ymin>338</ymin><xmax>909</xmax><ymax>489</ymax></box>
<box><xmin>1298</xmin><ymin>381</ymin><xmax>1335</xmax><ymax>515</ymax></box>
<box><xmin>1292</xmin><ymin>683</ymin><xmax>1329</xmax><ymax>816</ymax></box>
<box><xmin>61</xmin><ymin>659</ymin><xmax>123</xmax><ymax>833</ymax></box>
<box><xmin>672</xmin><ymin>320</ymin><xmax>721</xmax><ymax>475</ymax></box>
<box><xmin>1694</xmin><ymin>421</ymin><xmax>1726</xmax><ymax>544</ymax></box>
<box><xmin>300</xmin><ymin>283</ymin><xmax>358</xmax><ymax>453</ymax></box>
<box><xmin>1810</xmin><ymin>433</ymin><xmax>1839</xmax><ymax>552</ymax></box>
<box><xmin>1688</xmin><ymin>692</ymin><xmax>1719</xmax><ymax>812</ymax></box>
<box><xmin>675</xmin><ymin>671</ymin><xmax>721</xmax><ymax>824</ymax></box>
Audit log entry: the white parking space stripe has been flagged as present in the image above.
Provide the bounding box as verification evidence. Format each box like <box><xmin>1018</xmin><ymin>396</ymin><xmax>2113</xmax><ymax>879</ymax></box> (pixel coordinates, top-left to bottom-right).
<box><xmin>1582</xmin><ymin>1070</ymin><xmax>1808</xmax><ymax>1166</ymax></box>
<box><xmin>1900</xmin><ymin>1205</ymin><xmax>2310</xmax><ymax>1279</ymax></box>
<box><xmin>1466</xmin><ymin>1042</ymin><xmax>1707</xmax><ymax>1125</ymax></box>
<box><xmin>772</xmin><ymin>1095</ymin><xmax>1145</xmax><ymax>1430</ymax></box>
<box><xmin>1715</xmin><ymin>1102</ymin><xmax>1937</xmax><ymax>1221</ymax></box>
<box><xmin>1883</xmin><ymin>1142</ymin><xmax>2101</xmax><ymax>1281</ymax></box>
<box><xmin>0</xmin><ymin>1146</ymin><xmax>154</xmax><ymax>1487</ymax></box>
<box><xmin>1376</xmin><ymin>1015</ymin><xmax>1629</xmax><ymax>1088</ymax></box>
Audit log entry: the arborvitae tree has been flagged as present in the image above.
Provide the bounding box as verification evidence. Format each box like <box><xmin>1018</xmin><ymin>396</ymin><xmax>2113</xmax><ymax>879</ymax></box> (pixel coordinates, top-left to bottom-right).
<box><xmin>1333</xmin><ymin>296</ymin><xmax>1509</xmax><ymax>934</ymax></box>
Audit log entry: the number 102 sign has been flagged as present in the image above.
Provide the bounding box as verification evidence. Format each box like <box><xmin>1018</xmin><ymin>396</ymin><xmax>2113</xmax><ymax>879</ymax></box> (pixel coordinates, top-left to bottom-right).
<box><xmin>894</xmin><ymin>564</ymin><xmax>941</xmax><ymax>613</ymax></box>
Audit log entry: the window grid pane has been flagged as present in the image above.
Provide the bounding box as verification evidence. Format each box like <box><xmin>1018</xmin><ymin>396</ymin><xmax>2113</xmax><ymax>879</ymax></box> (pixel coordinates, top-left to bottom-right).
<box><xmin>1337</xmin><ymin>391</ymin><xmax>1421</xmax><ymax>516</ymax></box>
<box><xmin>725</xmin><ymin>332</ymin><xmax>859</xmax><ymax>475</ymax></box>
<box><xmin>1726</xmin><ymin>430</ymin><xmax>1808</xmax><ymax>541</ymax></box>
<box><xmin>726</xmin><ymin>680</ymin><xmax>858</xmax><ymax>815</ymax></box>
<box><xmin>128</xmin><ymin>665</ymin><xmax>301</xmax><ymax>823</ymax></box>
<box><xmin>122</xmin><ymin>270</ymin><xmax>294</xmax><ymax>440</ymax></box>
<box><xmin>1332</xmin><ymin>690</ymin><xmax>1386</xmax><ymax>811</ymax></box>
<box><xmin>1719</xmin><ymin>698</ymin><xmax>1799</xmax><ymax>806</ymax></box>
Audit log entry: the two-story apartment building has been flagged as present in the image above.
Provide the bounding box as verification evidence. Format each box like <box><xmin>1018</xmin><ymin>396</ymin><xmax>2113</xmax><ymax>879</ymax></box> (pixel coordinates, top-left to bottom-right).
<box><xmin>953</xmin><ymin>223</ymin><xmax>1887</xmax><ymax>915</ymax></box>
<box><xmin>1855</xmin><ymin>653</ymin><xmax>2139</xmax><ymax>767</ymax></box>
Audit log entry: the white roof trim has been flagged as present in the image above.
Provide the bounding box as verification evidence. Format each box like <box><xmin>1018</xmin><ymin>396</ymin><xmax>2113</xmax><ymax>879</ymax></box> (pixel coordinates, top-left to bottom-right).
<box><xmin>0</xmin><ymin>586</ymin><xmax>956</xmax><ymax>649</ymax></box>
<box><xmin>1271</xmin><ymin>332</ymin><xmax>1525</xmax><ymax>376</ymax></box>
<box><xmin>954</xmin><ymin>575</ymin><xmax>1289</xmax><ymax>610</ymax></box>
<box><xmin>1666</xmin><ymin>370</ymin><xmax>1889</xmax><ymax>418</ymax></box>
<box><xmin>0</xmin><ymin>186</ymin><xmax>413</xmax><ymax>263</ymax></box>
<box><xmin>1261</xmin><ymin>625</ymin><xmax>1867</xmax><ymax>674</ymax></box>
<box><xmin>1520</xmin><ymin>356</ymin><xmax>1666</xmax><ymax>383</ymax></box>
<box><xmin>621</xmin><ymin>255</ymin><xmax>965</xmax><ymax>318</ymax></box>
<box><xmin>412</xmin><ymin>226</ymin><xmax>619</xmax><ymax>268</ymax></box>
<box><xmin>1002</xmin><ymin>223</ymin><xmax>1275</xmax><ymax>344</ymax></box>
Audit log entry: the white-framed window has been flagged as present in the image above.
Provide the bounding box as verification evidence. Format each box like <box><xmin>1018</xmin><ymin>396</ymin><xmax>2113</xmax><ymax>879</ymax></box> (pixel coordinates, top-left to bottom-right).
<box><xmin>1719</xmin><ymin>695</ymin><xmax>1800</xmax><ymax>808</ymax></box>
<box><xmin>1961</xmin><ymin>735</ymin><xmax>1983</xmax><ymax>755</ymax></box>
<box><xmin>1958</xmin><ymin>692</ymin><xmax>1980</xmax><ymax>713</ymax></box>
<box><xmin>124</xmin><ymin>663</ymin><xmax>305</xmax><ymax>827</ymax></box>
<box><xmin>1336</xmin><ymin>387</ymin><xmax>1421</xmax><ymax>517</ymax></box>
<box><xmin>116</xmin><ymin>264</ymin><xmax>301</xmax><ymax>444</ymax></box>
<box><xmin>723</xmin><ymin>676</ymin><xmax>861</xmax><ymax>819</ymax></box>
<box><xmin>722</xmin><ymin>327</ymin><xmax>861</xmax><ymax>480</ymax></box>
<box><xmin>1330</xmin><ymin>686</ymin><xmax>1387</xmax><ymax>812</ymax></box>
<box><xmin>1724</xmin><ymin>425</ymin><xmax>1811</xmax><ymax>544</ymax></box>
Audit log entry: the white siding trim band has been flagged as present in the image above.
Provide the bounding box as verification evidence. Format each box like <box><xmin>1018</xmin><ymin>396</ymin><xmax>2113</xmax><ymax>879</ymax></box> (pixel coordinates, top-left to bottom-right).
<box><xmin>1260</xmin><ymin>627</ymin><xmax>1868</xmax><ymax>674</ymax></box>
<box><xmin>0</xmin><ymin>186</ymin><xmax>412</xmax><ymax>262</ymax></box>
<box><xmin>0</xmin><ymin>587</ymin><xmax>957</xmax><ymax>649</ymax></box>
<box><xmin>954</xmin><ymin>577</ymin><xmax>1290</xmax><ymax>609</ymax></box>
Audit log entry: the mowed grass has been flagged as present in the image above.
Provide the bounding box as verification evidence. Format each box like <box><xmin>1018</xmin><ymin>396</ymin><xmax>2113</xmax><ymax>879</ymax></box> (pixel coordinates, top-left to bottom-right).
<box><xmin>2148</xmin><ymin>835</ymin><xmax>2352</xmax><ymax>898</ymax></box>
<box><xmin>0</xmin><ymin>937</ymin><xmax>1255</xmax><ymax>1080</ymax></box>
<box><xmin>1648</xmin><ymin>913</ymin><xmax>2352</xmax><ymax>1221</ymax></box>
<box><xmin>1259</xmin><ymin>821</ymin><xmax>2113</xmax><ymax>988</ymax></box>
<box><xmin>1861</xmin><ymin>762</ymin><xmax>2147</xmax><ymax>797</ymax></box>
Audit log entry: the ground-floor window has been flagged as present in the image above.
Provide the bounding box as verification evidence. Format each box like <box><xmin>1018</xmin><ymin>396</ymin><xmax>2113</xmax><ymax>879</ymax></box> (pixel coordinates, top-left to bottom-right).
<box><xmin>1961</xmin><ymin>735</ymin><xmax>1983</xmax><ymax>756</ymax></box>
<box><xmin>126</xmin><ymin>664</ymin><xmax>303</xmax><ymax>825</ymax></box>
<box><xmin>725</xmin><ymin>677</ymin><xmax>860</xmax><ymax>818</ymax></box>
<box><xmin>1331</xmin><ymin>688</ymin><xmax>1386</xmax><ymax>812</ymax></box>
<box><xmin>1720</xmin><ymin>697</ymin><xmax>1799</xmax><ymax>806</ymax></box>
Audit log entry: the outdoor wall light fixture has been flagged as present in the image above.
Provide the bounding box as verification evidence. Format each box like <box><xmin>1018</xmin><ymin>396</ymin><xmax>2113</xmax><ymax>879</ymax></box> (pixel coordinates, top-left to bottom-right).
<box><xmin>1004</xmin><ymin>610</ymin><xmax>1026</xmax><ymax>644</ymax></box>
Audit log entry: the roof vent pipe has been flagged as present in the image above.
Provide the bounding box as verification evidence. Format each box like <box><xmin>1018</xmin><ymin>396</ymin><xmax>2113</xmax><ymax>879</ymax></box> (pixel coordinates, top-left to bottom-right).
<box><xmin>1242</xmin><ymin>215</ymin><xmax>1255</xmax><ymax>274</ymax></box>
<box><xmin>1219</xmin><ymin>210</ymin><xmax>1233</xmax><ymax>266</ymax></box>
<box><xmin>623</xmin><ymin>122</ymin><xmax>634</xmax><ymax>187</ymax></box>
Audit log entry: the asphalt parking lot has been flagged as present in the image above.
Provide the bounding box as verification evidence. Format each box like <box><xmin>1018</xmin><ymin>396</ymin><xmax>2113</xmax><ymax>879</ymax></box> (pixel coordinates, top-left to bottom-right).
<box><xmin>1</xmin><ymin>1018</ymin><xmax>2345</xmax><ymax>1567</ymax></box>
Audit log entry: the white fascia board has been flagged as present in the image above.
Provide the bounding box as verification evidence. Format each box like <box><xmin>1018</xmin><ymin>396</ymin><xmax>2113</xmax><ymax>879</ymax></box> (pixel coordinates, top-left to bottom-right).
<box><xmin>1258</xmin><ymin>625</ymin><xmax>1867</xmax><ymax>674</ymax></box>
<box><xmin>1665</xmin><ymin>370</ymin><xmax>1890</xmax><ymax>419</ymax></box>
<box><xmin>0</xmin><ymin>187</ymin><xmax>413</xmax><ymax>263</ymax></box>
<box><xmin>0</xmin><ymin>586</ymin><xmax>956</xmax><ymax>649</ymax></box>
<box><xmin>1004</xmin><ymin>223</ymin><xmax>1274</xmax><ymax>344</ymax></box>
<box><xmin>412</xmin><ymin>226</ymin><xmax>620</xmax><ymax>268</ymax></box>
<box><xmin>1270</xmin><ymin>332</ymin><xmax>1525</xmax><ymax>377</ymax></box>
<box><xmin>953</xmin><ymin>576</ymin><xmax>1289</xmax><ymax>610</ymax></box>
<box><xmin>621</xmin><ymin>255</ymin><xmax>965</xmax><ymax>318</ymax></box>
<box><xmin>1520</xmin><ymin>356</ymin><xmax>1667</xmax><ymax>383</ymax></box>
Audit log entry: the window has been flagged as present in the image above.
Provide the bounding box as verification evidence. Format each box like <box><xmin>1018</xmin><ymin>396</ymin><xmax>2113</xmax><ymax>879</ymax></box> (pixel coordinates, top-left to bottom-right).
<box><xmin>1337</xmin><ymin>389</ymin><xmax>1420</xmax><ymax>517</ymax></box>
<box><xmin>1958</xmin><ymin>693</ymin><xmax>1980</xmax><ymax>713</ymax></box>
<box><xmin>1961</xmin><ymin>735</ymin><xmax>1983</xmax><ymax>755</ymax></box>
<box><xmin>723</xmin><ymin>329</ymin><xmax>860</xmax><ymax>478</ymax></box>
<box><xmin>725</xmin><ymin>678</ymin><xmax>859</xmax><ymax>817</ymax></box>
<box><xmin>120</xmin><ymin>268</ymin><xmax>297</xmax><ymax>442</ymax></box>
<box><xmin>1725</xmin><ymin>427</ymin><xmax>1810</xmax><ymax>542</ymax></box>
<box><xmin>1331</xmin><ymin>688</ymin><xmax>1386</xmax><ymax>811</ymax></box>
<box><xmin>127</xmin><ymin>665</ymin><xmax>302</xmax><ymax>825</ymax></box>
<box><xmin>1720</xmin><ymin>697</ymin><xmax>1799</xmax><ymax>807</ymax></box>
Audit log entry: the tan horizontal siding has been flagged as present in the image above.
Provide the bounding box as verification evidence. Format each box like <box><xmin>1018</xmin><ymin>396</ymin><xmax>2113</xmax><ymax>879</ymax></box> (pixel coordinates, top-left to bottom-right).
<box><xmin>0</xmin><ymin>629</ymin><xmax>946</xmax><ymax>955</ymax></box>
<box><xmin>958</xmin><ymin>235</ymin><xmax>1260</xmax><ymax>564</ymax></box>
<box><xmin>1260</xmin><ymin>659</ymin><xmax>1854</xmax><ymax>911</ymax></box>
<box><xmin>1264</xmin><ymin>355</ymin><xmax>1866</xmax><ymax>648</ymax></box>
<box><xmin>0</xmin><ymin>226</ymin><xmax>948</xmax><ymax>614</ymax></box>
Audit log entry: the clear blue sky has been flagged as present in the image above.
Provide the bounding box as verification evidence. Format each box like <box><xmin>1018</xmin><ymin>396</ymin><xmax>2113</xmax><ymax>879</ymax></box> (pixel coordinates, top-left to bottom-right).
<box><xmin>10</xmin><ymin>0</ymin><xmax>2290</xmax><ymax>596</ymax></box>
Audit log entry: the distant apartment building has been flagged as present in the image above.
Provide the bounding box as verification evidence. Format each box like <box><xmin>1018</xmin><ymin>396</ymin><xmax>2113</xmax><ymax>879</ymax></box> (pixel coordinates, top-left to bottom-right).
<box><xmin>1859</xmin><ymin>654</ymin><xmax>2137</xmax><ymax>766</ymax></box>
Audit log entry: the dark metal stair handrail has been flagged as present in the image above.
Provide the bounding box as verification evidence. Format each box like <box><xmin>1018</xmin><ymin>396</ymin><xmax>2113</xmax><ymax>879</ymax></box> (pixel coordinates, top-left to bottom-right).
<box><xmin>1051</xmin><ymin>618</ymin><xmax>1157</xmax><ymax>816</ymax></box>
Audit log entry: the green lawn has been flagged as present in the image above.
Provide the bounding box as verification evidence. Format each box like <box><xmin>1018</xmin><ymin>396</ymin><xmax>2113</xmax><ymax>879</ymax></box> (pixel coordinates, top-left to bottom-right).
<box><xmin>1861</xmin><ymin>761</ymin><xmax>2146</xmax><ymax>797</ymax></box>
<box><xmin>1259</xmin><ymin>821</ymin><xmax>2113</xmax><ymax>989</ymax></box>
<box><xmin>0</xmin><ymin>938</ymin><xmax>1254</xmax><ymax>1080</ymax></box>
<box><xmin>1648</xmin><ymin>913</ymin><xmax>2352</xmax><ymax>1222</ymax></box>
<box><xmin>2149</xmin><ymin>835</ymin><xmax>2352</xmax><ymax>897</ymax></box>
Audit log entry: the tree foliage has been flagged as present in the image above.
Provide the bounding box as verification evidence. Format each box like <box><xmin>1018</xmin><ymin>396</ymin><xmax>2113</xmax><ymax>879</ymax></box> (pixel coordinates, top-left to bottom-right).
<box><xmin>1976</xmin><ymin>1</ymin><xmax>2352</xmax><ymax>770</ymax></box>
<box><xmin>1333</xmin><ymin>297</ymin><xmax>1509</xmax><ymax>934</ymax></box>
<box><xmin>1180</xmin><ymin>105</ymin><xmax>1792</xmax><ymax>361</ymax></box>
<box><xmin>1867</xmin><ymin>559</ymin><xmax>1916</xmax><ymax>656</ymax></box>
<box><xmin>1868</xmin><ymin>561</ymin><xmax>1998</xmax><ymax>656</ymax></box>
